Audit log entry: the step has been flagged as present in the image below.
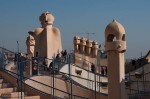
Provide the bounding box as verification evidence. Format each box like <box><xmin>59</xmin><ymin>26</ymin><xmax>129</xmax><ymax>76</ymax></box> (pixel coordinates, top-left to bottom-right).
<box><xmin>11</xmin><ymin>92</ymin><xmax>25</xmax><ymax>98</ymax></box>
<box><xmin>0</xmin><ymin>79</ymin><xmax>4</xmax><ymax>83</ymax></box>
<box><xmin>0</xmin><ymin>82</ymin><xmax>12</xmax><ymax>88</ymax></box>
<box><xmin>1</xmin><ymin>92</ymin><xmax>25</xmax><ymax>98</ymax></box>
<box><xmin>0</xmin><ymin>88</ymin><xmax>14</xmax><ymax>95</ymax></box>
<box><xmin>8</xmin><ymin>96</ymin><xmax>40</xmax><ymax>99</ymax></box>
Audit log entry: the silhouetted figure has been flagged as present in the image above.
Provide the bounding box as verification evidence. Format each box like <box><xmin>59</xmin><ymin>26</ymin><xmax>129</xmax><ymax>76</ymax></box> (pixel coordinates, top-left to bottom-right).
<box><xmin>132</xmin><ymin>60</ymin><xmax>136</xmax><ymax>65</ymax></box>
<box><xmin>105</xmin><ymin>66</ymin><xmax>108</xmax><ymax>75</ymax></box>
<box><xmin>138</xmin><ymin>59</ymin><xmax>142</xmax><ymax>67</ymax></box>
<box><xmin>131</xmin><ymin>59</ymin><xmax>136</xmax><ymax>69</ymax></box>
<box><xmin>61</xmin><ymin>50</ymin><xmax>64</xmax><ymax>57</ymax></box>
<box><xmin>35</xmin><ymin>52</ymin><xmax>38</xmax><ymax>57</ymax></box>
<box><xmin>63</xmin><ymin>50</ymin><xmax>67</xmax><ymax>56</ymax></box>
<box><xmin>55</xmin><ymin>53</ymin><xmax>61</xmax><ymax>70</ymax></box>
<box><xmin>61</xmin><ymin>50</ymin><xmax>65</xmax><ymax>62</ymax></box>
<box><xmin>49</xmin><ymin>61</ymin><xmax>53</xmax><ymax>73</ymax></box>
<box><xmin>91</xmin><ymin>63</ymin><xmax>95</xmax><ymax>73</ymax></box>
<box><xmin>14</xmin><ymin>53</ymin><xmax>17</xmax><ymax>65</ymax></box>
<box><xmin>43</xmin><ymin>57</ymin><xmax>48</xmax><ymax>71</ymax></box>
<box><xmin>101</xmin><ymin>66</ymin><xmax>104</xmax><ymax>76</ymax></box>
<box><xmin>49</xmin><ymin>61</ymin><xmax>53</xmax><ymax>69</ymax></box>
<box><xmin>32</xmin><ymin>57</ymin><xmax>38</xmax><ymax>75</ymax></box>
<box><xmin>63</xmin><ymin>50</ymin><xmax>67</xmax><ymax>63</ymax></box>
<box><xmin>56</xmin><ymin>53</ymin><xmax>60</xmax><ymax>59</ymax></box>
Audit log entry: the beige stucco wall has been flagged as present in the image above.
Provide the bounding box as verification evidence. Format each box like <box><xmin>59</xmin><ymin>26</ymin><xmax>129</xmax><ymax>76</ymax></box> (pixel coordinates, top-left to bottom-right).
<box><xmin>75</xmin><ymin>53</ymin><xmax>107</xmax><ymax>67</ymax></box>
<box><xmin>60</xmin><ymin>64</ymin><xmax>108</xmax><ymax>94</ymax></box>
<box><xmin>25</xmin><ymin>75</ymin><xmax>108</xmax><ymax>99</ymax></box>
<box><xmin>0</xmin><ymin>70</ymin><xmax>53</xmax><ymax>98</ymax></box>
<box><xmin>25</xmin><ymin>76</ymin><xmax>69</xmax><ymax>98</ymax></box>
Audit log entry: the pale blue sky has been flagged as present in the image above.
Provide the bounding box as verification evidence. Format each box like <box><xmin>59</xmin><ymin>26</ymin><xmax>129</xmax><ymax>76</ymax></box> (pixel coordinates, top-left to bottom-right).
<box><xmin>0</xmin><ymin>0</ymin><xmax>150</xmax><ymax>59</ymax></box>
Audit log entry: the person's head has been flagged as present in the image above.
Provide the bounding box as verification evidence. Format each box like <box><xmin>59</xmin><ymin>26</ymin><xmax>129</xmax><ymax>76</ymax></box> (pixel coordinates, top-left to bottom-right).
<box><xmin>18</xmin><ymin>53</ymin><xmax>21</xmax><ymax>55</ymax></box>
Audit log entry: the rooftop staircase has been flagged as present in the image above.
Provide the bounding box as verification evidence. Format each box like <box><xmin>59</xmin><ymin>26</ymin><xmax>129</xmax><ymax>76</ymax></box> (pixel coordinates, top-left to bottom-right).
<box><xmin>0</xmin><ymin>75</ymin><xmax>40</xmax><ymax>99</ymax></box>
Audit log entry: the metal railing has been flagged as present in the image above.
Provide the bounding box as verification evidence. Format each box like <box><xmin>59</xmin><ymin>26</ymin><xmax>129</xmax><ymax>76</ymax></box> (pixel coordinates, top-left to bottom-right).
<box><xmin>0</xmin><ymin>46</ymin><xmax>110</xmax><ymax>99</ymax></box>
<box><xmin>125</xmin><ymin>62</ymin><xmax>150</xmax><ymax>99</ymax></box>
<box><xmin>0</xmin><ymin>47</ymin><xmax>93</xmax><ymax>99</ymax></box>
<box><xmin>24</xmin><ymin>54</ymin><xmax>108</xmax><ymax>94</ymax></box>
<box><xmin>0</xmin><ymin>59</ymin><xmax>89</xmax><ymax>99</ymax></box>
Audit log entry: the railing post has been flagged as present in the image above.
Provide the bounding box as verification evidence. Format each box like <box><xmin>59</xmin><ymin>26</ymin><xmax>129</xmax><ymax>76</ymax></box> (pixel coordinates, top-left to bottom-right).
<box><xmin>37</xmin><ymin>57</ymin><xmax>40</xmax><ymax>75</ymax></box>
<box><xmin>129</xmin><ymin>72</ymin><xmax>131</xmax><ymax>94</ymax></box>
<box><xmin>68</xmin><ymin>54</ymin><xmax>72</xmax><ymax>99</ymax></box>
<box><xmin>99</xmin><ymin>73</ymin><xmax>100</xmax><ymax>92</ymax></box>
<box><xmin>68</xmin><ymin>54</ymin><xmax>71</xmax><ymax>78</ymax></box>
<box><xmin>137</xmin><ymin>78</ymin><xmax>140</xmax><ymax>94</ymax></box>
<box><xmin>94</xmin><ymin>71</ymin><xmax>96</xmax><ymax>99</ymax></box>
<box><xmin>20</xmin><ymin>59</ymin><xmax>23</xmax><ymax>99</ymax></box>
<box><xmin>52</xmin><ymin>57</ymin><xmax>55</xmax><ymax>98</ymax></box>
<box><xmin>142</xmin><ymin>65</ymin><xmax>145</xmax><ymax>92</ymax></box>
<box><xmin>2</xmin><ymin>49</ymin><xmax>4</xmax><ymax>68</ymax></box>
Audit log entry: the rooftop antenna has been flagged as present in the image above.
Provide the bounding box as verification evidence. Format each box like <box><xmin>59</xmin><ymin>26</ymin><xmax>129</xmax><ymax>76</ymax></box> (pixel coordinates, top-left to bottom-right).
<box><xmin>17</xmin><ymin>41</ymin><xmax>19</xmax><ymax>53</ymax></box>
<box><xmin>73</xmin><ymin>33</ymin><xmax>83</xmax><ymax>36</ymax></box>
<box><xmin>87</xmin><ymin>33</ymin><xmax>95</xmax><ymax>39</ymax></box>
<box><xmin>74</xmin><ymin>32</ymin><xmax>95</xmax><ymax>39</ymax></box>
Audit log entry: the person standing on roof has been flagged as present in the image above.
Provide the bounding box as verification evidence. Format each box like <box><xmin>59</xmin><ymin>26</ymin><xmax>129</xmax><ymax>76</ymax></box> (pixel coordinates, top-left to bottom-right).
<box><xmin>91</xmin><ymin>63</ymin><xmax>95</xmax><ymax>73</ymax></box>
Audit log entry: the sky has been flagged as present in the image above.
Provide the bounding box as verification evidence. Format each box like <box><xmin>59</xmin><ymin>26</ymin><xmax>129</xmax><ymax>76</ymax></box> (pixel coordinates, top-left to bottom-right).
<box><xmin>0</xmin><ymin>0</ymin><xmax>150</xmax><ymax>59</ymax></box>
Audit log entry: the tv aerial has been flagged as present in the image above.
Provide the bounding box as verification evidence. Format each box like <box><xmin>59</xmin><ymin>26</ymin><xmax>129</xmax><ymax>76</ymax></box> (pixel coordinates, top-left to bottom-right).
<box><xmin>74</xmin><ymin>32</ymin><xmax>95</xmax><ymax>40</ymax></box>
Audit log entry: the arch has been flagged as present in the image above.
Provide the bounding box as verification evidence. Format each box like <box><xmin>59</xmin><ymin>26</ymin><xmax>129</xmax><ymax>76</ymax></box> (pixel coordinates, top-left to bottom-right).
<box><xmin>122</xmin><ymin>34</ymin><xmax>125</xmax><ymax>41</ymax></box>
<box><xmin>107</xmin><ymin>34</ymin><xmax>117</xmax><ymax>42</ymax></box>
